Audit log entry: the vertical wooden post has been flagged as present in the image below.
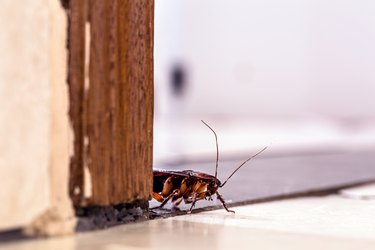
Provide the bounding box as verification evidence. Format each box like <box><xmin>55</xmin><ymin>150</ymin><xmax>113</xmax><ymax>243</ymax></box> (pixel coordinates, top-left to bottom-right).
<box><xmin>68</xmin><ymin>0</ymin><xmax>154</xmax><ymax>206</ymax></box>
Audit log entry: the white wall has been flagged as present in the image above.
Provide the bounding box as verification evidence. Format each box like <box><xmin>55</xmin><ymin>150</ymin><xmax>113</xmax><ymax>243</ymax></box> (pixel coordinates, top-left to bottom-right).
<box><xmin>155</xmin><ymin>0</ymin><xmax>375</xmax><ymax>119</ymax></box>
<box><xmin>0</xmin><ymin>0</ymin><xmax>51</xmax><ymax>230</ymax></box>
<box><xmin>0</xmin><ymin>0</ymin><xmax>73</xmax><ymax>233</ymax></box>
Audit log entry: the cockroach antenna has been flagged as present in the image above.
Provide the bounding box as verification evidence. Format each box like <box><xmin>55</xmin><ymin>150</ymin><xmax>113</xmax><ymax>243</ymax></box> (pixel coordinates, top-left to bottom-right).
<box><xmin>220</xmin><ymin>146</ymin><xmax>267</xmax><ymax>187</ymax></box>
<box><xmin>201</xmin><ymin>120</ymin><xmax>219</xmax><ymax>179</ymax></box>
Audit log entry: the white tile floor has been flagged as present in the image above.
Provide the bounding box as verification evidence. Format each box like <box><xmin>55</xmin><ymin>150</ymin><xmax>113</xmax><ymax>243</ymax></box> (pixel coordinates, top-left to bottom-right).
<box><xmin>2</xmin><ymin>185</ymin><xmax>375</xmax><ymax>250</ymax></box>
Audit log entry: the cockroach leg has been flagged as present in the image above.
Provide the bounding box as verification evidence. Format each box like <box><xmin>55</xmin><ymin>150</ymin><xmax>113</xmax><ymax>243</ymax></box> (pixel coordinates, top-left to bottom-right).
<box><xmin>161</xmin><ymin>176</ymin><xmax>174</xmax><ymax>197</ymax></box>
<box><xmin>152</xmin><ymin>192</ymin><xmax>164</xmax><ymax>203</ymax></box>
<box><xmin>184</xmin><ymin>195</ymin><xmax>194</xmax><ymax>204</ymax></box>
<box><xmin>173</xmin><ymin>196</ymin><xmax>184</xmax><ymax>206</ymax></box>
<box><xmin>159</xmin><ymin>189</ymin><xmax>179</xmax><ymax>208</ymax></box>
<box><xmin>206</xmin><ymin>195</ymin><xmax>213</xmax><ymax>201</ymax></box>
<box><xmin>187</xmin><ymin>191</ymin><xmax>206</xmax><ymax>213</ymax></box>
<box><xmin>187</xmin><ymin>200</ymin><xmax>197</xmax><ymax>214</ymax></box>
<box><xmin>216</xmin><ymin>191</ymin><xmax>235</xmax><ymax>213</ymax></box>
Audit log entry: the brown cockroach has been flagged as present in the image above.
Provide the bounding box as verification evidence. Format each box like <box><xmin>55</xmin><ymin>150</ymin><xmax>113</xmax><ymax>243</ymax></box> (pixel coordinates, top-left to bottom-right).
<box><xmin>152</xmin><ymin>120</ymin><xmax>267</xmax><ymax>213</ymax></box>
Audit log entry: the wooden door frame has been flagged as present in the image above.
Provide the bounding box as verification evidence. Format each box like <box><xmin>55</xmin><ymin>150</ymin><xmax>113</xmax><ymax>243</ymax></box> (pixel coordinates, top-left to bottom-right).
<box><xmin>67</xmin><ymin>0</ymin><xmax>154</xmax><ymax>207</ymax></box>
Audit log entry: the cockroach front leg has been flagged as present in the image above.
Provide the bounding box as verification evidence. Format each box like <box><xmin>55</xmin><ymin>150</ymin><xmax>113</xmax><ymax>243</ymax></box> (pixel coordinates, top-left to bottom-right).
<box><xmin>216</xmin><ymin>191</ymin><xmax>235</xmax><ymax>213</ymax></box>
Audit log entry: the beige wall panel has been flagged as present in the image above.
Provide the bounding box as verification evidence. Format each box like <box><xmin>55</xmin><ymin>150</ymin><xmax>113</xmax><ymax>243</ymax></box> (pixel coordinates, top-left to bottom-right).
<box><xmin>0</xmin><ymin>0</ymin><xmax>51</xmax><ymax>230</ymax></box>
<box><xmin>24</xmin><ymin>0</ymin><xmax>76</xmax><ymax>236</ymax></box>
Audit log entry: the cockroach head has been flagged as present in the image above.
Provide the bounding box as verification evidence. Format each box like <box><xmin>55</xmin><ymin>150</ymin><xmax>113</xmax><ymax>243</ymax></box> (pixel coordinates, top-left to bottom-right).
<box><xmin>207</xmin><ymin>178</ymin><xmax>221</xmax><ymax>195</ymax></box>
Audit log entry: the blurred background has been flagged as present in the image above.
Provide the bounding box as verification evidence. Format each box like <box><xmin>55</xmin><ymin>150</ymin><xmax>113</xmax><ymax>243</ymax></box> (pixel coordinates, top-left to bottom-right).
<box><xmin>153</xmin><ymin>0</ymin><xmax>375</xmax><ymax>166</ymax></box>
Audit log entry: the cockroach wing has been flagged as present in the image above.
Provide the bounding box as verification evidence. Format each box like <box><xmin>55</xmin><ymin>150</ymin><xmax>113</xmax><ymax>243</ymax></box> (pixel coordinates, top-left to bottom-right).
<box><xmin>153</xmin><ymin>169</ymin><xmax>191</xmax><ymax>177</ymax></box>
<box><xmin>153</xmin><ymin>169</ymin><xmax>191</xmax><ymax>193</ymax></box>
<box><xmin>184</xmin><ymin>171</ymin><xmax>217</xmax><ymax>181</ymax></box>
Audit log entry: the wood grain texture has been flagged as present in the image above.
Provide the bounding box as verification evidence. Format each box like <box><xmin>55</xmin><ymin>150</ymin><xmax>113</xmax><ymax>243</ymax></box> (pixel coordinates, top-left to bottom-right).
<box><xmin>68</xmin><ymin>0</ymin><xmax>86</xmax><ymax>206</ymax></box>
<box><xmin>87</xmin><ymin>0</ymin><xmax>154</xmax><ymax>205</ymax></box>
<box><xmin>68</xmin><ymin>0</ymin><xmax>154</xmax><ymax>206</ymax></box>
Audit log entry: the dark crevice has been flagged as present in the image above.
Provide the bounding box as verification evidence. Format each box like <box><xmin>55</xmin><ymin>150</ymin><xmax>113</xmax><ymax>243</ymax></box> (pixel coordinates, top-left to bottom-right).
<box><xmin>75</xmin><ymin>199</ymin><xmax>149</xmax><ymax>231</ymax></box>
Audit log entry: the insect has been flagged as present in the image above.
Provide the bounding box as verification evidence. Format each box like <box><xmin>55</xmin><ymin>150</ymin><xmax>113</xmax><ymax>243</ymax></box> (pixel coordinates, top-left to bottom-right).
<box><xmin>152</xmin><ymin>120</ymin><xmax>267</xmax><ymax>213</ymax></box>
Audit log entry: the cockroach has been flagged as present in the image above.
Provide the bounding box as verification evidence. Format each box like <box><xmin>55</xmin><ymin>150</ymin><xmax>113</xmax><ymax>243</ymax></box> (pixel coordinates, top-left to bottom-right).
<box><xmin>152</xmin><ymin>120</ymin><xmax>267</xmax><ymax>213</ymax></box>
